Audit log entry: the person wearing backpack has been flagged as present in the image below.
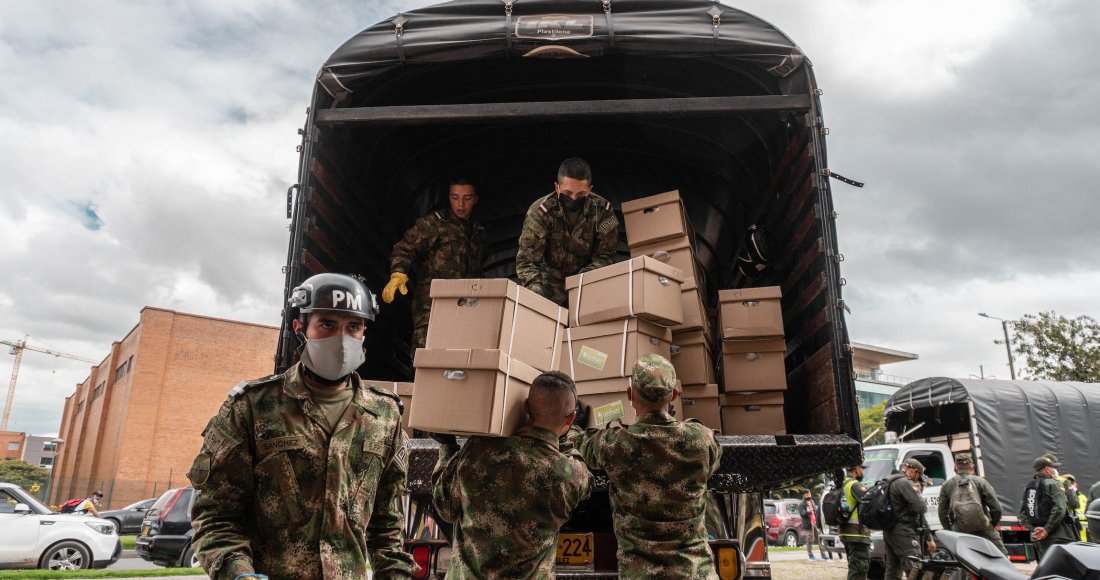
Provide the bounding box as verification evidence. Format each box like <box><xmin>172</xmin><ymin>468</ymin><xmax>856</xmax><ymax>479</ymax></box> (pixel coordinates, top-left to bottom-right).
<box><xmin>883</xmin><ymin>459</ymin><xmax>935</xmax><ymax>580</ymax></box>
<box><xmin>74</xmin><ymin>490</ymin><xmax>103</xmax><ymax>517</ymax></box>
<box><xmin>838</xmin><ymin>462</ymin><xmax>871</xmax><ymax>580</ymax></box>
<box><xmin>1018</xmin><ymin>456</ymin><xmax>1077</xmax><ymax>560</ymax></box>
<box><xmin>936</xmin><ymin>453</ymin><xmax>1007</xmax><ymax>555</ymax></box>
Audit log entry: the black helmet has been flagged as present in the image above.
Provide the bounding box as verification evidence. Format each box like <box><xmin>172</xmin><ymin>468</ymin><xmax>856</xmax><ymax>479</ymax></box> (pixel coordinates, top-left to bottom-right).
<box><xmin>288</xmin><ymin>273</ymin><xmax>379</xmax><ymax>322</ymax></box>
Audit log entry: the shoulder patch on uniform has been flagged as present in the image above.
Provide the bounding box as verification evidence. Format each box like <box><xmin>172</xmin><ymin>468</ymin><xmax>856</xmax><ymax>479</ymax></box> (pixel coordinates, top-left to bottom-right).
<box><xmin>187</xmin><ymin>452</ymin><xmax>212</xmax><ymax>487</ymax></box>
<box><xmin>393</xmin><ymin>433</ymin><xmax>410</xmax><ymax>470</ymax></box>
<box><xmin>598</xmin><ymin>216</ymin><xmax>618</xmax><ymax>235</ymax></box>
<box><xmin>433</xmin><ymin>211</ymin><xmax>443</xmax><ymax>220</ymax></box>
<box><xmin>227</xmin><ymin>374</ymin><xmax>280</xmax><ymax>398</ymax></box>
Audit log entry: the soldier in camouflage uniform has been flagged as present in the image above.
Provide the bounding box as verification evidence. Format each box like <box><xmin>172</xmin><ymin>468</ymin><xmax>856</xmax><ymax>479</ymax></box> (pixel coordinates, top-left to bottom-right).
<box><xmin>383</xmin><ymin>178</ymin><xmax>486</xmax><ymax>349</ymax></box>
<box><xmin>576</xmin><ymin>354</ymin><xmax>721</xmax><ymax>579</ymax></box>
<box><xmin>516</xmin><ymin>158</ymin><xmax>620</xmax><ymax>305</ymax></box>
<box><xmin>189</xmin><ymin>273</ymin><xmax>415</xmax><ymax>580</ymax></box>
<box><xmin>431</xmin><ymin>370</ymin><xmax>593</xmax><ymax>578</ymax></box>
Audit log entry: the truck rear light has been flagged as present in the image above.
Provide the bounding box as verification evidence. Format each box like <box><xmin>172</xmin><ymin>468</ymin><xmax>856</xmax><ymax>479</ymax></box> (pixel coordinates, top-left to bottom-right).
<box><xmin>410</xmin><ymin>545</ymin><xmax>431</xmax><ymax>579</ymax></box>
<box><xmin>716</xmin><ymin>546</ymin><xmax>740</xmax><ymax>580</ymax></box>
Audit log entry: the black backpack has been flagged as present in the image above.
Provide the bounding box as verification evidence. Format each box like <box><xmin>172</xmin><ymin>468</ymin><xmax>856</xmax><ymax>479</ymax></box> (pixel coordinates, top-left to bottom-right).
<box><xmin>1022</xmin><ymin>476</ymin><xmax>1048</xmax><ymax>527</ymax></box>
<box><xmin>859</xmin><ymin>474</ymin><xmax>905</xmax><ymax>531</ymax></box>
<box><xmin>822</xmin><ymin>486</ymin><xmax>846</xmax><ymax>526</ymax></box>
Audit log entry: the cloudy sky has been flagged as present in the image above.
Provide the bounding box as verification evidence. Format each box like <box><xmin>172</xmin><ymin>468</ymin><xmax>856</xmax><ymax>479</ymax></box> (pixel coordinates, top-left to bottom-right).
<box><xmin>1</xmin><ymin>1</ymin><xmax>1096</xmax><ymax>436</ymax></box>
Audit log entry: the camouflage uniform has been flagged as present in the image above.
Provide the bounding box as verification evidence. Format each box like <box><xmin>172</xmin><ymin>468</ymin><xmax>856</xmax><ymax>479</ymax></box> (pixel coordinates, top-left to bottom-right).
<box><xmin>883</xmin><ymin>476</ymin><xmax>931</xmax><ymax>580</ymax></box>
<box><xmin>515</xmin><ymin>192</ymin><xmax>620</xmax><ymax>305</ymax></box>
<box><xmin>432</xmin><ymin>426</ymin><xmax>593</xmax><ymax>578</ymax></box>
<box><xmin>576</xmin><ymin>355</ymin><xmax>721</xmax><ymax>579</ymax></box>
<box><xmin>390</xmin><ymin>209</ymin><xmax>486</xmax><ymax>348</ymax></box>
<box><xmin>188</xmin><ymin>363</ymin><xmax>415</xmax><ymax>580</ymax></box>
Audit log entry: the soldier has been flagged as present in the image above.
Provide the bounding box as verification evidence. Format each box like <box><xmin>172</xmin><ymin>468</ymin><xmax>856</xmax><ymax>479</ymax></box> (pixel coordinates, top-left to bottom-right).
<box><xmin>189</xmin><ymin>273</ymin><xmax>415</xmax><ymax>580</ymax></box>
<box><xmin>515</xmin><ymin>158</ymin><xmax>620</xmax><ymax>305</ymax></box>
<box><xmin>1020</xmin><ymin>456</ymin><xmax>1077</xmax><ymax>559</ymax></box>
<box><xmin>431</xmin><ymin>370</ymin><xmax>593</xmax><ymax>578</ymax></box>
<box><xmin>882</xmin><ymin>458</ymin><xmax>935</xmax><ymax>580</ymax></box>
<box><xmin>576</xmin><ymin>354</ymin><xmax>721</xmax><ymax>578</ymax></box>
<box><xmin>936</xmin><ymin>453</ymin><xmax>1007</xmax><ymax>555</ymax></box>
<box><xmin>383</xmin><ymin>178</ymin><xmax>486</xmax><ymax>349</ymax></box>
<box><xmin>837</xmin><ymin>462</ymin><xmax>871</xmax><ymax>580</ymax></box>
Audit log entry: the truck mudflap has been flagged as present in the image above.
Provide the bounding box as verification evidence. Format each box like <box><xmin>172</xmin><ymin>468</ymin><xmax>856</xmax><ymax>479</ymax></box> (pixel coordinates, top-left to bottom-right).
<box><xmin>406</xmin><ymin>434</ymin><xmax>861</xmax><ymax>495</ymax></box>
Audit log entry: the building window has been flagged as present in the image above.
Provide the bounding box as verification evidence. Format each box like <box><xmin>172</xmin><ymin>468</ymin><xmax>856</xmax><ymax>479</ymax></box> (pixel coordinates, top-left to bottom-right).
<box><xmin>43</xmin><ymin>442</ymin><xmax>56</xmax><ymax>452</ymax></box>
<box><xmin>93</xmin><ymin>382</ymin><xmax>105</xmax><ymax>400</ymax></box>
<box><xmin>5</xmin><ymin>442</ymin><xmax>17</xmax><ymax>451</ymax></box>
<box><xmin>77</xmin><ymin>401</ymin><xmax>84</xmax><ymax>414</ymax></box>
<box><xmin>115</xmin><ymin>363</ymin><xmax>127</xmax><ymax>382</ymax></box>
<box><xmin>127</xmin><ymin>354</ymin><xmax>134</xmax><ymax>372</ymax></box>
<box><xmin>40</xmin><ymin>457</ymin><xmax>53</xmax><ymax>466</ymax></box>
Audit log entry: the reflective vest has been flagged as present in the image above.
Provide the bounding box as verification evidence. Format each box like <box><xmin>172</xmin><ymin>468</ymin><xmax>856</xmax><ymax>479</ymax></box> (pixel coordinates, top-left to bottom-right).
<box><xmin>839</xmin><ymin>478</ymin><xmax>869</xmax><ymax>538</ymax></box>
<box><xmin>1076</xmin><ymin>491</ymin><xmax>1089</xmax><ymax>541</ymax></box>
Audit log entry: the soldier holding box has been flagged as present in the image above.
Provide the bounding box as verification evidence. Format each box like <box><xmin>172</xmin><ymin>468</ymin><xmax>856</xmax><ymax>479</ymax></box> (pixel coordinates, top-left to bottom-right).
<box><xmin>516</xmin><ymin>158</ymin><xmax>620</xmax><ymax>306</ymax></box>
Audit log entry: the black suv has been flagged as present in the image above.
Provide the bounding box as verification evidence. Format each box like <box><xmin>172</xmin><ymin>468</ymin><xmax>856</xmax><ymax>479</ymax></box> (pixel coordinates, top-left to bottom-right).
<box><xmin>134</xmin><ymin>487</ymin><xmax>198</xmax><ymax>568</ymax></box>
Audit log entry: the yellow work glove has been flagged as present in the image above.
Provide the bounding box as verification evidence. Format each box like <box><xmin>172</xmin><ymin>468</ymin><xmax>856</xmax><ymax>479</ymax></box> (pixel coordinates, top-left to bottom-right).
<box><xmin>381</xmin><ymin>272</ymin><xmax>409</xmax><ymax>303</ymax></box>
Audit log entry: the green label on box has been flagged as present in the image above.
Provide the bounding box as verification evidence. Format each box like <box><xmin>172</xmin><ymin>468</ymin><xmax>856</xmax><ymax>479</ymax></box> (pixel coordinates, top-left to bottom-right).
<box><xmin>577</xmin><ymin>346</ymin><xmax>608</xmax><ymax>371</ymax></box>
<box><xmin>593</xmin><ymin>400</ymin><xmax>625</xmax><ymax>425</ymax></box>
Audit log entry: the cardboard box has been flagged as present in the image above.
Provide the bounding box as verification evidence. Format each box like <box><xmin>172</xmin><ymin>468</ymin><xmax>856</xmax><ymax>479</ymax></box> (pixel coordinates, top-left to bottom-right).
<box><xmin>630</xmin><ymin>235</ymin><xmax>701</xmax><ymax>291</ymax></box>
<box><xmin>681</xmin><ymin>384</ymin><xmax>720</xmax><ymax>430</ymax></box>
<box><xmin>565</xmin><ymin>256</ymin><xmax>684</xmax><ymax>327</ymax></box>
<box><xmin>720</xmin><ymin>391</ymin><xmax>786</xmax><ymax>435</ymax></box>
<box><xmin>361</xmin><ymin>380</ymin><xmax>415</xmax><ymax>436</ymax></box>
<box><xmin>718</xmin><ymin>286</ymin><xmax>784</xmax><ymax>339</ymax></box>
<box><xmin>559</xmin><ymin>318</ymin><xmax>673</xmax><ymax>382</ymax></box>
<box><xmin>427</xmin><ymin>278</ymin><xmax>566</xmax><ymax>371</ymax></box>
<box><xmin>674</xmin><ymin>286</ymin><xmax>713</xmax><ymax>339</ymax></box>
<box><xmin>410</xmin><ymin>349</ymin><xmax>539</xmax><ymax>437</ymax></box>
<box><xmin>576</xmin><ymin>377</ymin><xmax>683</xmax><ymax>428</ymax></box>
<box><xmin>622</xmin><ymin>190</ymin><xmax>691</xmax><ymax>248</ymax></box>
<box><xmin>671</xmin><ymin>330</ymin><xmax>716</xmax><ymax>386</ymax></box>
<box><xmin>721</xmin><ymin>338</ymin><xmax>787</xmax><ymax>392</ymax></box>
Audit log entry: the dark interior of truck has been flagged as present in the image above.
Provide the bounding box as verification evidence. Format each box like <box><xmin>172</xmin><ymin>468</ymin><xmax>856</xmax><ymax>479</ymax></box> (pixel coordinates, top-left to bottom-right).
<box><xmin>278</xmin><ymin>2</ymin><xmax>857</xmax><ymax>439</ymax></box>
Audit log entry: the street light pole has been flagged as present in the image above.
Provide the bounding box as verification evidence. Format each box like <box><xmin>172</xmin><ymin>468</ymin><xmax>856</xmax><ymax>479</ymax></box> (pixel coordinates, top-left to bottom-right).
<box><xmin>978</xmin><ymin>313</ymin><xmax>1017</xmax><ymax>380</ymax></box>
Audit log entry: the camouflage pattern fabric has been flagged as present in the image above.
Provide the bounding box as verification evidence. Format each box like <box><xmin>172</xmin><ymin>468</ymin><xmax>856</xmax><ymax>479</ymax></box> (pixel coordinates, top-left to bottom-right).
<box><xmin>516</xmin><ymin>192</ymin><xmax>620</xmax><ymax>305</ymax></box>
<box><xmin>188</xmin><ymin>363</ymin><xmax>415</xmax><ymax>580</ymax></box>
<box><xmin>390</xmin><ymin>209</ymin><xmax>486</xmax><ymax>348</ymax></box>
<box><xmin>632</xmin><ymin>354</ymin><xmax>676</xmax><ymax>403</ymax></box>
<box><xmin>432</xmin><ymin>426</ymin><xmax>593</xmax><ymax>579</ymax></box>
<box><xmin>577</xmin><ymin>412</ymin><xmax>721</xmax><ymax>579</ymax></box>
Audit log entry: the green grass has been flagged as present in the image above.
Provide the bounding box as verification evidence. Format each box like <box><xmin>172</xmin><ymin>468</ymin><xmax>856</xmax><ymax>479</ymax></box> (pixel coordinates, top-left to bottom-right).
<box><xmin>0</xmin><ymin>569</ymin><xmax>203</xmax><ymax>579</ymax></box>
<box><xmin>120</xmin><ymin>536</ymin><xmax>136</xmax><ymax>550</ymax></box>
<box><xmin>771</xmin><ymin>546</ymin><xmax>804</xmax><ymax>552</ymax></box>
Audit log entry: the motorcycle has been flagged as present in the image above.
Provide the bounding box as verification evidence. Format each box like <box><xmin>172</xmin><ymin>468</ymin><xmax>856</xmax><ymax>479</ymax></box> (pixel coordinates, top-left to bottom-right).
<box><xmin>913</xmin><ymin>530</ymin><xmax>1100</xmax><ymax>580</ymax></box>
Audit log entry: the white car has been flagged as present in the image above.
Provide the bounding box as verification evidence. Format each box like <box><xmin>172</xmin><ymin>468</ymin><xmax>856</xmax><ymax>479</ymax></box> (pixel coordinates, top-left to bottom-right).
<box><xmin>0</xmin><ymin>482</ymin><xmax>121</xmax><ymax>570</ymax></box>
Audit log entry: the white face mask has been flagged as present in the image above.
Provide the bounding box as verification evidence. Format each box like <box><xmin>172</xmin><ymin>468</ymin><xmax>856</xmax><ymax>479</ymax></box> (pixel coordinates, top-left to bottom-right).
<box><xmin>1050</xmin><ymin>469</ymin><xmax>1060</xmax><ymax>479</ymax></box>
<box><xmin>300</xmin><ymin>334</ymin><xmax>366</xmax><ymax>381</ymax></box>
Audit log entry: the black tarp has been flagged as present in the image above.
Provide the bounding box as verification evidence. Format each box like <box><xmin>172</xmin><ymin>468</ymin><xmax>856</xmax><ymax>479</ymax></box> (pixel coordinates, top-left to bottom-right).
<box><xmin>317</xmin><ymin>0</ymin><xmax>807</xmax><ymax>102</ymax></box>
<box><xmin>886</xmin><ymin>377</ymin><xmax>1100</xmax><ymax>520</ymax></box>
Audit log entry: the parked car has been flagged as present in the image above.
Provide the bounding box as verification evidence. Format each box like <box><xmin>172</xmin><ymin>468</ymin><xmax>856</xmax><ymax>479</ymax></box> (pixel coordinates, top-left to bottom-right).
<box><xmin>134</xmin><ymin>486</ymin><xmax>198</xmax><ymax>568</ymax></box>
<box><xmin>0</xmin><ymin>482</ymin><xmax>121</xmax><ymax>570</ymax></box>
<box><xmin>764</xmin><ymin>499</ymin><xmax>807</xmax><ymax>547</ymax></box>
<box><xmin>99</xmin><ymin>497</ymin><xmax>156</xmax><ymax>535</ymax></box>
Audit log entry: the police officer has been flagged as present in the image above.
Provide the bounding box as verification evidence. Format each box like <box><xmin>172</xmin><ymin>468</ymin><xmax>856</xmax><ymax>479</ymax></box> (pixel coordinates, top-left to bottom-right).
<box><xmin>383</xmin><ymin>178</ymin><xmax>486</xmax><ymax>350</ymax></box>
<box><xmin>1019</xmin><ymin>456</ymin><xmax>1077</xmax><ymax>560</ymax></box>
<box><xmin>431</xmin><ymin>370</ymin><xmax>593</xmax><ymax>577</ymax></box>
<box><xmin>576</xmin><ymin>354</ymin><xmax>721</xmax><ymax>578</ymax></box>
<box><xmin>516</xmin><ymin>158</ymin><xmax>620</xmax><ymax>305</ymax></box>
<box><xmin>838</xmin><ymin>462</ymin><xmax>871</xmax><ymax>580</ymax></box>
<box><xmin>1062</xmin><ymin>474</ymin><xmax>1088</xmax><ymax>542</ymax></box>
<box><xmin>189</xmin><ymin>273</ymin><xmax>415</xmax><ymax>580</ymax></box>
<box><xmin>883</xmin><ymin>458</ymin><xmax>935</xmax><ymax>580</ymax></box>
<box><xmin>936</xmin><ymin>453</ymin><xmax>1007</xmax><ymax>555</ymax></box>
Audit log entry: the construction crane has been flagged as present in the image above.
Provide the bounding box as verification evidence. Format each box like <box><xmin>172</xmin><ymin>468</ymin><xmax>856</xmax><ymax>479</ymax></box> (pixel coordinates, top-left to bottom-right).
<box><xmin>1</xmin><ymin>338</ymin><xmax>97</xmax><ymax>431</ymax></box>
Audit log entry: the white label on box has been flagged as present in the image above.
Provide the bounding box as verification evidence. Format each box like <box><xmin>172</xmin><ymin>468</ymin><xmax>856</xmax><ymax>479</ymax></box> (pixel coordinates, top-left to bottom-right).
<box><xmin>577</xmin><ymin>346</ymin><xmax>608</xmax><ymax>371</ymax></box>
<box><xmin>593</xmin><ymin>400</ymin><xmax>625</xmax><ymax>425</ymax></box>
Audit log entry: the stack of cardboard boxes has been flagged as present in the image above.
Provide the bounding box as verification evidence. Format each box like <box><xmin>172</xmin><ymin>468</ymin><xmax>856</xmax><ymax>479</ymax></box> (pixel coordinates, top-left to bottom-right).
<box><xmin>408</xmin><ymin>278</ymin><xmax>567</xmax><ymax>436</ymax></box>
<box><xmin>717</xmin><ymin>286</ymin><xmax>787</xmax><ymax>435</ymax></box>
<box><xmin>623</xmin><ymin>191</ymin><xmax>721</xmax><ymax>430</ymax></box>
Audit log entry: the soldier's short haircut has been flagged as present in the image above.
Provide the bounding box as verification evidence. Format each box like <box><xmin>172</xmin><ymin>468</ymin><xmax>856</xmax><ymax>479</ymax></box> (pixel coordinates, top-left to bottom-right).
<box><xmin>529</xmin><ymin>370</ymin><xmax>577</xmax><ymax>423</ymax></box>
<box><xmin>557</xmin><ymin>158</ymin><xmax>592</xmax><ymax>183</ymax></box>
<box><xmin>450</xmin><ymin>176</ymin><xmax>476</xmax><ymax>189</ymax></box>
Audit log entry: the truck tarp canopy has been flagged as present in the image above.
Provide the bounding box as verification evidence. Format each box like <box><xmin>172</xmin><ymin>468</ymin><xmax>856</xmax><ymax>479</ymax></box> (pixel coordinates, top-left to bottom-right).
<box><xmin>886</xmin><ymin>377</ymin><xmax>1100</xmax><ymax>519</ymax></box>
<box><xmin>318</xmin><ymin>0</ymin><xmax>806</xmax><ymax>103</ymax></box>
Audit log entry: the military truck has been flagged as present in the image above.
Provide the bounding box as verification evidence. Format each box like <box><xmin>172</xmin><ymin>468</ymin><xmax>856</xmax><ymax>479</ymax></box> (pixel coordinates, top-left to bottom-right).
<box><xmin>275</xmin><ymin>1</ymin><xmax>862</xmax><ymax>577</ymax></box>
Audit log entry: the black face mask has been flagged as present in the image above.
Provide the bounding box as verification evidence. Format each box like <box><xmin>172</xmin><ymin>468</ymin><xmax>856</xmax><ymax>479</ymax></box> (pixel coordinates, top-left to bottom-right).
<box><xmin>558</xmin><ymin>194</ymin><xmax>585</xmax><ymax>213</ymax></box>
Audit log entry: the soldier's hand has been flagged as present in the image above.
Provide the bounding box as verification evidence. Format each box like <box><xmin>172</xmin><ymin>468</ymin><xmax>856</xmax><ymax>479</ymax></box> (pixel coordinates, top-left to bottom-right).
<box><xmin>573</xmin><ymin>399</ymin><xmax>590</xmax><ymax>428</ymax></box>
<box><xmin>429</xmin><ymin>432</ymin><xmax>458</xmax><ymax>446</ymax></box>
<box><xmin>382</xmin><ymin>272</ymin><xmax>410</xmax><ymax>303</ymax></box>
<box><xmin>925</xmin><ymin>540</ymin><xmax>936</xmax><ymax>553</ymax></box>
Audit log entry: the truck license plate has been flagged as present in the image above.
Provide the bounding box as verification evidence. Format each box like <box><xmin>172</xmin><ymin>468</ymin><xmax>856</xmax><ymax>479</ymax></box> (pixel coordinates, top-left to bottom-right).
<box><xmin>556</xmin><ymin>533</ymin><xmax>594</xmax><ymax>569</ymax></box>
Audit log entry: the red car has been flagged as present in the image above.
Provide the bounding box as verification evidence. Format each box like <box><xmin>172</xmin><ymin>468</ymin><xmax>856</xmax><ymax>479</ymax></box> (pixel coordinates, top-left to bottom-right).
<box><xmin>764</xmin><ymin>499</ymin><xmax>809</xmax><ymax>547</ymax></box>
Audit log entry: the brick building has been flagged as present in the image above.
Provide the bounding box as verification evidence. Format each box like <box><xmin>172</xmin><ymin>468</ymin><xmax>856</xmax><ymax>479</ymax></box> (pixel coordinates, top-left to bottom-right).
<box><xmin>1</xmin><ymin>430</ymin><xmax>25</xmax><ymax>460</ymax></box>
<box><xmin>49</xmin><ymin>307</ymin><xmax>278</xmax><ymax>509</ymax></box>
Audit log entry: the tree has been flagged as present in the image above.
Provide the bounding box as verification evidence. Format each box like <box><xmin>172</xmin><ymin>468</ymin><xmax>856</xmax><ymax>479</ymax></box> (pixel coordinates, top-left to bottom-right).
<box><xmin>1011</xmin><ymin>311</ymin><xmax>1100</xmax><ymax>382</ymax></box>
<box><xmin>859</xmin><ymin>402</ymin><xmax>886</xmax><ymax>446</ymax></box>
<box><xmin>0</xmin><ymin>460</ymin><xmax>50</xmax><ymax>492</ymax></box>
